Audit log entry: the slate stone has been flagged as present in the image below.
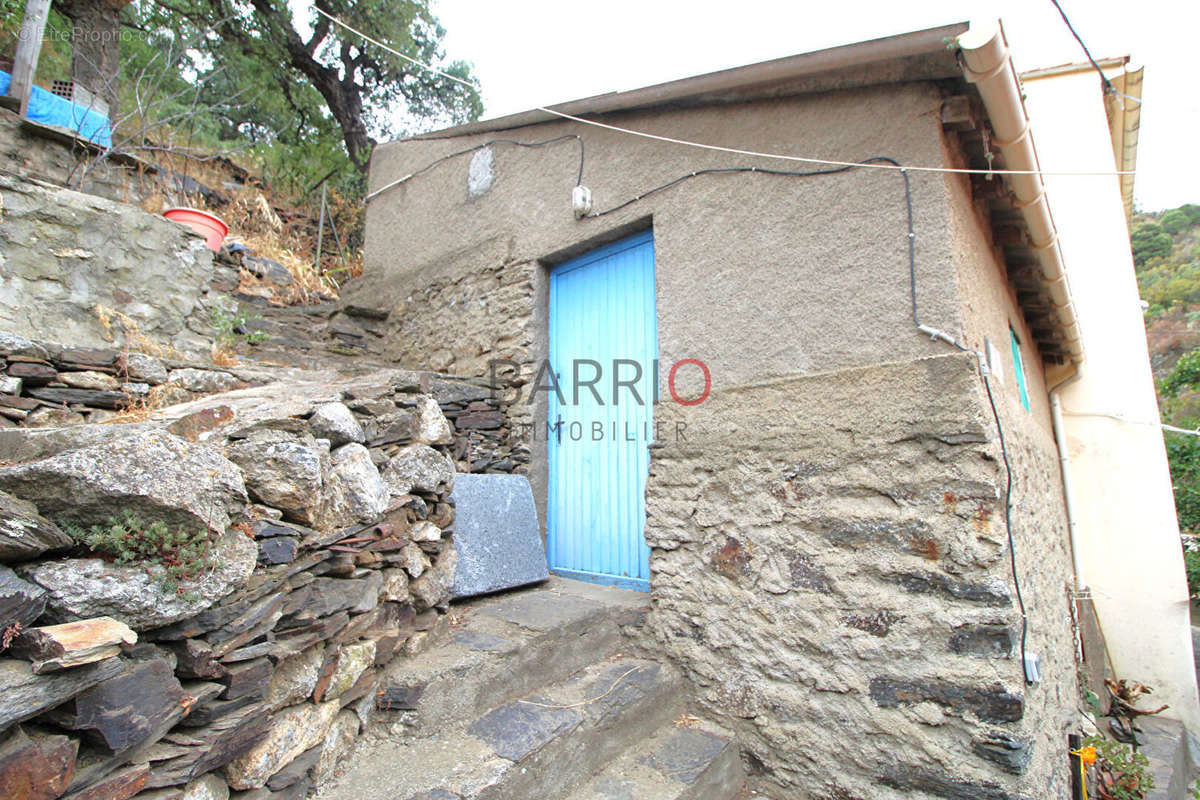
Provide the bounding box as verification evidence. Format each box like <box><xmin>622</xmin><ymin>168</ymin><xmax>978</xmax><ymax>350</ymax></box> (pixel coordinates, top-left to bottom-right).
<box><xmin>0</xmin><ymin>657</ymin><xmax>124</xmax><ymax>729</ymax></box>
<box><xmin>51</xmin><ymin>658</ymin><xmax>186</xmax><ymax>755</ymax></box>
<box><xmin>888</xmin><ymin>571</ymin><xmax>1011</xmax><ymax>606</ymax></box>
<box><xmin>640</xmin><ymin>727</ymin><xmax>730</xmax><ymax>784</ymax></box>
<box><xmin>0</xmin><ymin>726</ymin><xmax>78</xmax><ymax>800</ymax></box>
<box><xmin>466</xmin><ymin>699</ymin><xmax>579</xmax><ymax>762</ymax></box>
<box><xmin>265</xmin><ymin>745</ymin><xmax>319</xmax><ymax>790</ymax></box>
<box><xmin>972</xmin><ymin>732</ymin><xmax>1033</xmax><ymax>774</ymax></box>
<box><xmin>376</xmin><ymin>683</ymin><xmax>425</xmax><ymax>711</ymax></box>
<box><xmin>950</xmin><ymin>624</ymin><xmax>1017</xmax><ymax>658</ymax></box>
<box><xmin>448</xmin><ymin>474</ymin><xmax>548</xmax><ymax>598</ymax></box>
<box><xmin>407</xmin><ymin>791</ymin><xmax>462</xmax><ymax>800</ymax></box>
<box><xmin>7</xmin><ymin>362</ymin><xmax>57</xmax><ymax>386</ymax></box>
<box><xmin>877</xmin><ymin>764</ymin><xmax>1029</xmax><ymax>800</ymax></box>
<box><xmin>0</xmin><ymin>565</ymin><xmax>46</xmax><ymax>627</ymax></box>
<box><xmin>26</xmin><ymin>388</ymin><xmax>128</xmax><ymax>410</ymax></box>
<box><xmin>60</xmin><ymin>762</ymin><xmax>148</xmax><ymax>800</ymax></box>
<box><xmin>0</xmin><ymin>492</ymin><xmax>73</xmax><ymax>563</ymax></box>
<box><xmin>451</xmin><ymin>630</ymin><xmax>512</xmax><ymax>652</ymax></box>
<box><xmin>868</xmin><ymin>677</ymin><xmax>1024</xmax><ymax>723</ymax></box>
<box><xmin>220</xmin><ymin>657</ymin><xmax>273</xmax><ymax>700</ymax></box>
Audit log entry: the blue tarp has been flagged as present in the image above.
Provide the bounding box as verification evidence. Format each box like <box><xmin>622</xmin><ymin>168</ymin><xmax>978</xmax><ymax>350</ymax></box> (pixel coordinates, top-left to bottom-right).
<box><xmin>0</xmin><ymin>70</ymin><xmax>112</xmax><ymax>147</ymax></box>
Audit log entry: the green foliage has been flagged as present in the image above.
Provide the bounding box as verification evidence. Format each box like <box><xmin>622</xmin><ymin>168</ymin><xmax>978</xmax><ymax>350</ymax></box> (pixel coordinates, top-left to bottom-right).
<box><xmin>1132</xmin><ymin>222</ymin><xmax>1175</xmax><ymax>268</ymax></box>
<box><xmin>210</xmin><ymin>298</ymin><xmax>268</xmax><ymax>349</ymax></box>
<box><xmin>1134</xmin><ymin>204</ymin><xmax>1200</xmax><ymax>310</ymax></box>
<box><xmin>65</xmin><ymin>511</ymin><xmax>212</xmax><ymax>597</ymax></box>
<box><xmin>1160</xmin><ymin>350</ymin><xmax>1200</xmax><ymax>398</ymax></box>
<box><xmin>1163</xmin><ymin>209</ymin><xmax>1192</xmax><ymax>236</ymax></box>
<box><xmin>1083</xmin><ymin>735</ymin><xmax>1154</xmax><ymax>800</ymax></box>
<box><xmin>1185</xmin><ymin>546</ymin><xmax>1200</xmax><ymax>599</ymax></box>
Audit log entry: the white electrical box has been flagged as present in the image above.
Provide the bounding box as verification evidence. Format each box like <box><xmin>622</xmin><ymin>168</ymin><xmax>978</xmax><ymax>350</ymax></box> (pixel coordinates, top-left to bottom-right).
<box><xmin>985</xmin><ymin>338</ymin><xmax>1004</xmax><ymax>384</ymax></box>
<box><xmin>572</xmin><ymin>185</ymin><xmax>593</xmax><ymax>218</ymax></box>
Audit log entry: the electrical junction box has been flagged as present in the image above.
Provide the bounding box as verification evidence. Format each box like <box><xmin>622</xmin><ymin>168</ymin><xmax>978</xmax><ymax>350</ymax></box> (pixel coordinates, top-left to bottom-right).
<box><xmin>572</xmin><ymin>185</ymin><xmax>593</xmax><ymax>218</ymax></box>
<box><xmin>985</xmin><ymin>337</ymin><xmax>1005</xmax><ymax>384</ymax></box>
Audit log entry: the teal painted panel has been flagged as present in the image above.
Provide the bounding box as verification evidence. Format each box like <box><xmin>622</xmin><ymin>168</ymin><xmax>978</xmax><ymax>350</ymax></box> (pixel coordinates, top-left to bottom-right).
<box><xmin>547</xmin><ymin>230</ymin><xmax>656</xmax><ymax>592</ymax></box>
<box><xmin>1010</xmin><ymin>328</ymin><xmax>1031</xmax><ymax>412</ymax></box>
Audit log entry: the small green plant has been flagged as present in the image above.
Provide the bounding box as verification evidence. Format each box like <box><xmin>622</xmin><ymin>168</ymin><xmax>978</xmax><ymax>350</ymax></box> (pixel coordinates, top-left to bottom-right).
<box><xmin>209</xmin><ymin>298</ymin><xmax>269</xmax><ymax>349</ymax></box>
<box><xmin>1083</xmin><ymin>734</ymin><xmax>1154</xmax><ymax>800</ymax></box>
<box><xmin>1191</xmin><ymin>777</ymin><xmax>1199</xmax><ymax>799</ymax></box>
<box><xmin>66</xmin><ymin>511</ymin><xmax>212</xmax><ymax>598</ymax></box>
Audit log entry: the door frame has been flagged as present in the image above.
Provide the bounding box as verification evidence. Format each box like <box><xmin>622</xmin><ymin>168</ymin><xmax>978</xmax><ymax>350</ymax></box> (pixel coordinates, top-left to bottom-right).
<box><xmin>544</xmin><ymin>228</ymin><xmax>657</xmax><ymax>592</ymax></box>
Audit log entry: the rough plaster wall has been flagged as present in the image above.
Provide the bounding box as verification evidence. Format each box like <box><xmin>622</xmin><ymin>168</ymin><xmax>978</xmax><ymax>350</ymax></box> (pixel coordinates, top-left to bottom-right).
<box><xmin>355</xmin><ymin>84</ymin><xmax>966</xmax><ymax>388</ymax></box>
<box><xmin>646</xmin><ymin>353</ymin><xmax>1072</xmax><ymax>799</ymax></box>
<box><xmin>356</xmin><ymin>84</ymin><xmax>968</xmax><ymax>537</ymax></box>
<box><xmin>937</xmin><ymin>136</ymin><xmax>1082</xmax><ymax>797</ymax></box>
<box><xmin>0</xmin><ymin>174</ymin><xmax>214</xmax><ymax>352</ymax></box>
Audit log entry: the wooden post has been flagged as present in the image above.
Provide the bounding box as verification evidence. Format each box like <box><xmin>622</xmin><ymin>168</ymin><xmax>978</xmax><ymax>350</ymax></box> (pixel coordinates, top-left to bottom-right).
<box><xmin>8</xmin><ymin>0</ymin><xmax>51</xmax><ymax>117</ymax></box>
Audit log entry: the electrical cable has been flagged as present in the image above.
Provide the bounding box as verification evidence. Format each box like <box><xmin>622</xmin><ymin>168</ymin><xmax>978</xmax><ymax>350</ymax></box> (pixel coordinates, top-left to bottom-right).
<box><xmin>365</xmin><ymin>134</ymin><xmax>583</xmax><ymax>202</ymax></box>
<box><xmin>586</xmin><ymin>157</ymin><xmax>1034</xmax><ymax>685</ymax></box>
<box><xmin>1048</xmin><ymin>0</ymin><xmax>1141</xmax><ymax>106</ymax></box>
<box><xmin>321</xmin><ymin>3</ymin><xmax>1038</xmax><ymax>684</ymax></box>
<box><xmin>315</xmin><ymin>8</ymin><xmax>1136</xmax><ymax>179</ymax></box>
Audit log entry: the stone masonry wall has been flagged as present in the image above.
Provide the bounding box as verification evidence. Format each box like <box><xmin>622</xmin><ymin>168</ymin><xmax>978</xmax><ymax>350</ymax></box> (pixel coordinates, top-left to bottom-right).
<box><xmin>645</xmin><ymin>352</ymin><xmax>1079</xmax><ymax>799</ymax></box>
<box><xmin>0</xmin><ymin>108</ymin><xmax>150</xmax><ymax>205</ymax></box>
<box><xmin>0</xmin><ymin>174</ymin><xmax>215</xmax><ymax>356</ymax></box>
<box><xmin>0</xmin><ymin>363</ymin><xmax>482</xmax><ymax>800</ymax></box>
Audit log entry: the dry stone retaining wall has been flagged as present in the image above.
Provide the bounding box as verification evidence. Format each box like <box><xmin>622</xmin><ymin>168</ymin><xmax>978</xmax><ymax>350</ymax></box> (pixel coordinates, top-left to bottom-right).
<box><xmin>0</xmin><ymin>362</ymin><xmax>519</xmax><ymax>800</ymax></box>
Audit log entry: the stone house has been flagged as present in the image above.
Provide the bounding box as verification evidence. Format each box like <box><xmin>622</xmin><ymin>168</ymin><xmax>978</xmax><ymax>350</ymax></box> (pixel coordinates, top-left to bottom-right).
<box><xmin>340</xmin><ymin>19</ymin><xmax>1194</xmax><ymax>798</ymax></box>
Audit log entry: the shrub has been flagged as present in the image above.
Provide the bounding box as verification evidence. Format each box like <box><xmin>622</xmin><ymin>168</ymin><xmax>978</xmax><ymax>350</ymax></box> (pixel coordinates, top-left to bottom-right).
<box><xmin>1083</xmin><ymin>734</ymin><xmax>1154</xmax><ymax>799</ymax></box>
<box><xmin>1132</xmin><ymin>222</ymin><xmax>1175</xmax><ymax>268</ymax></box>
<box><xmin>1162</xmin><ymin>209</ymin><xmax>1191</xmax><ymax>236</ymax></box>
<box><xmin>65</xmin><ymin>511</ymin><xmax>212</xmax><ymax>597</ymax></box>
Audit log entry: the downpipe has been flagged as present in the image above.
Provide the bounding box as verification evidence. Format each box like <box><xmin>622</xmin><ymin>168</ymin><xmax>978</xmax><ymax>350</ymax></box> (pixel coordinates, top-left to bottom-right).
<box><xmin>1049</xmin><ymin>369</ymin><xmax>1087</xmax><ymax>593</ymax></box>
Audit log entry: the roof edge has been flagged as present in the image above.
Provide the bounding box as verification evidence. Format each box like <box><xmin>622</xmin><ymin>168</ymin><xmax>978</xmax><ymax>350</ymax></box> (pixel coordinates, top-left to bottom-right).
<box><xmin>413</xmin><ymin>21</ymin><xmax>969</xmax><ymax>140</ymax></box>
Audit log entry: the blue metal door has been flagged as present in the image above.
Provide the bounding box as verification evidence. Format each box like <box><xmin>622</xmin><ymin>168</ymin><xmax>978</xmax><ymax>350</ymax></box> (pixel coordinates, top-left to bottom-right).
<box><xmin>547</xmin><ymin>230</ymin><xmax>656</xmax><ymax>591</ymax></box>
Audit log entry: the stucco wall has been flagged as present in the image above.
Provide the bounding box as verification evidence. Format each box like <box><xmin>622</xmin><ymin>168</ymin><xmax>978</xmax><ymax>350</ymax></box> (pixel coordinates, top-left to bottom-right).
<box><xmin>353</xmin><ymin>84</ymin><xmax>969</xmax><ymax>536</ymax></box>
<box><xmin>941</xmin><ymin>133</ymin><xmax>1084</xmax><ymax>794</ymax></box>
<box><xmin>356</xmin><ymin>82</ymin><xmax>1082</xmax><ymax>797</ymax></box>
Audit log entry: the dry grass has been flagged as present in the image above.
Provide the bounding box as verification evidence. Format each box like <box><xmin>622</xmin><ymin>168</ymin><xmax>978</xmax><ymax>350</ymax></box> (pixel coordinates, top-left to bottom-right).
<box><xmin>93</xmin><ymin>305</ymin><xmax>183</xmax><ymax>360</ymax></box>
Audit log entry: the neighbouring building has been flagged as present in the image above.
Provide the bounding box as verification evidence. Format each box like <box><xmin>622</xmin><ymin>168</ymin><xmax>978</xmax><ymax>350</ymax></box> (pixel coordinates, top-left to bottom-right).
<box><xmin>340</xmin><ymin>19</ymin><xmax>1196</xmax><ymax>798</ymax></box>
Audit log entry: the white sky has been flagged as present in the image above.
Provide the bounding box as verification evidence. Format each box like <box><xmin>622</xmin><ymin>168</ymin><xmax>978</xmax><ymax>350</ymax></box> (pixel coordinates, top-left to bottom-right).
<box><xmin>434</xmin><ymin>0</ymin><xmax>1199</xmax><ymax>212</ymax></box>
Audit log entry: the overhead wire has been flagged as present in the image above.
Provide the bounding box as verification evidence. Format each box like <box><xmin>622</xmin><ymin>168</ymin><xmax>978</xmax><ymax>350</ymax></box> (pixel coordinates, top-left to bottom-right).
<box><xmin>1048</xmin><ymin>0</ymin><xmax>1141</xmax><ymax>106</ymax></box>
<box><xmin>365</xmin><ymin>134</ymin><xmax>583</xmax><ymax>202</ymax></box>
<box><xmin>315</xmin><ymin>7</ymin><xmax>1136</xmax><ymax>180</ymax></box>
<box><xmin>323</xmin><ymin>6</ymin><xmax>1053</xmax><ymax>685</ymax></box>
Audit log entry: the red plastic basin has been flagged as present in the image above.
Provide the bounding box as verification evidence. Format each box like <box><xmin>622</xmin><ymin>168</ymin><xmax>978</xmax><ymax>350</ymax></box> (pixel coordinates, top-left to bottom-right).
<box><xmin>163</xmin><ymin>207</ymin><xmax>229</xmax><ymax>252</ymax></box>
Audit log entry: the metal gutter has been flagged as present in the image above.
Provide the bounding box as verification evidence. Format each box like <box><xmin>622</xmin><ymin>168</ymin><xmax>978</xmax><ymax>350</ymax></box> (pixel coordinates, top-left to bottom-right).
<box><xmin>412</xmin><ymin>22</ymin><xmax>969</xmax><ymax>140</ymax></box>
<box><xmin>958</xmin><ymin>20</ymin><xmax>1084</xmax><ymax>366</ymax></box>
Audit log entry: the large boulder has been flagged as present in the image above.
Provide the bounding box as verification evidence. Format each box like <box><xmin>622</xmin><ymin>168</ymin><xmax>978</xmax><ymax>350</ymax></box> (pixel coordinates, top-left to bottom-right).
<box><xmin>0</xmin><ymin>492</ymin><xmax>72</xmax><ymax>563</ymax></box>
<box><xmin>381</xmin><ymin>444</ymin><xmax>455</xmax><ymax>497</ymax></box>
<box><xmin>225</xmin><ymin>433</ymin><xmax>327</xmax><ymax>526</ymax></box>
<box><xmin>18</xmin><ymin>530</ymin><xmax>258</xmax><ymax>630</ymax></box>
<box><xmin>0</xmin><ymin>430</ymin><xmax>247</xmax><ymax>534</ymax></box>
<box><xmin>321</xmin><ymin>444</ymin><xmax>387</xmax><ymax>528</ymax></box>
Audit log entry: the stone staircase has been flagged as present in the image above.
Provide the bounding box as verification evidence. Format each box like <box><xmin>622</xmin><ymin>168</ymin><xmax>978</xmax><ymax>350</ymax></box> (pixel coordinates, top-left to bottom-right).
<box><xmin>1140</xmin><ymin>716</ymin><xmax>1200</xmax><ymax>800</ymax></box>
<box><xmin>317</xmin><ymin>577</ymin><xmax>746</xmax><ymax>800</ymax></box>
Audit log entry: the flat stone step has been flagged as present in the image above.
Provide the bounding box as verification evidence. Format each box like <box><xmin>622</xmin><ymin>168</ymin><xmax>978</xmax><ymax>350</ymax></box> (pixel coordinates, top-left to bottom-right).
<box><xmin>564</xmin><ymin>717</ymin><xmax>745</xmax><ymax>800</ymax></box>
<box><xmin>370</xmin><ymin>576</ymin><xmax>649</xmax><ymax>740</ymax></box>
<box><xmin>318</xmin><ymin>655</ymin><xmax>684</xmax><ymax>800</ymax></box>
<box><xmin>1139</xmin><ymin>716</ymin><xmax>1200</xmax><ymax>800</ymax></box>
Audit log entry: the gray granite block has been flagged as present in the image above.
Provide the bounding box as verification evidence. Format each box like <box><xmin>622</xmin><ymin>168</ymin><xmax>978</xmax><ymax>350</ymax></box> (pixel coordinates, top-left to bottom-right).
<box><xmin>449</xmin><ymin>473</ymin><xmax>549</xmax><ymax>598</ymax></box>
